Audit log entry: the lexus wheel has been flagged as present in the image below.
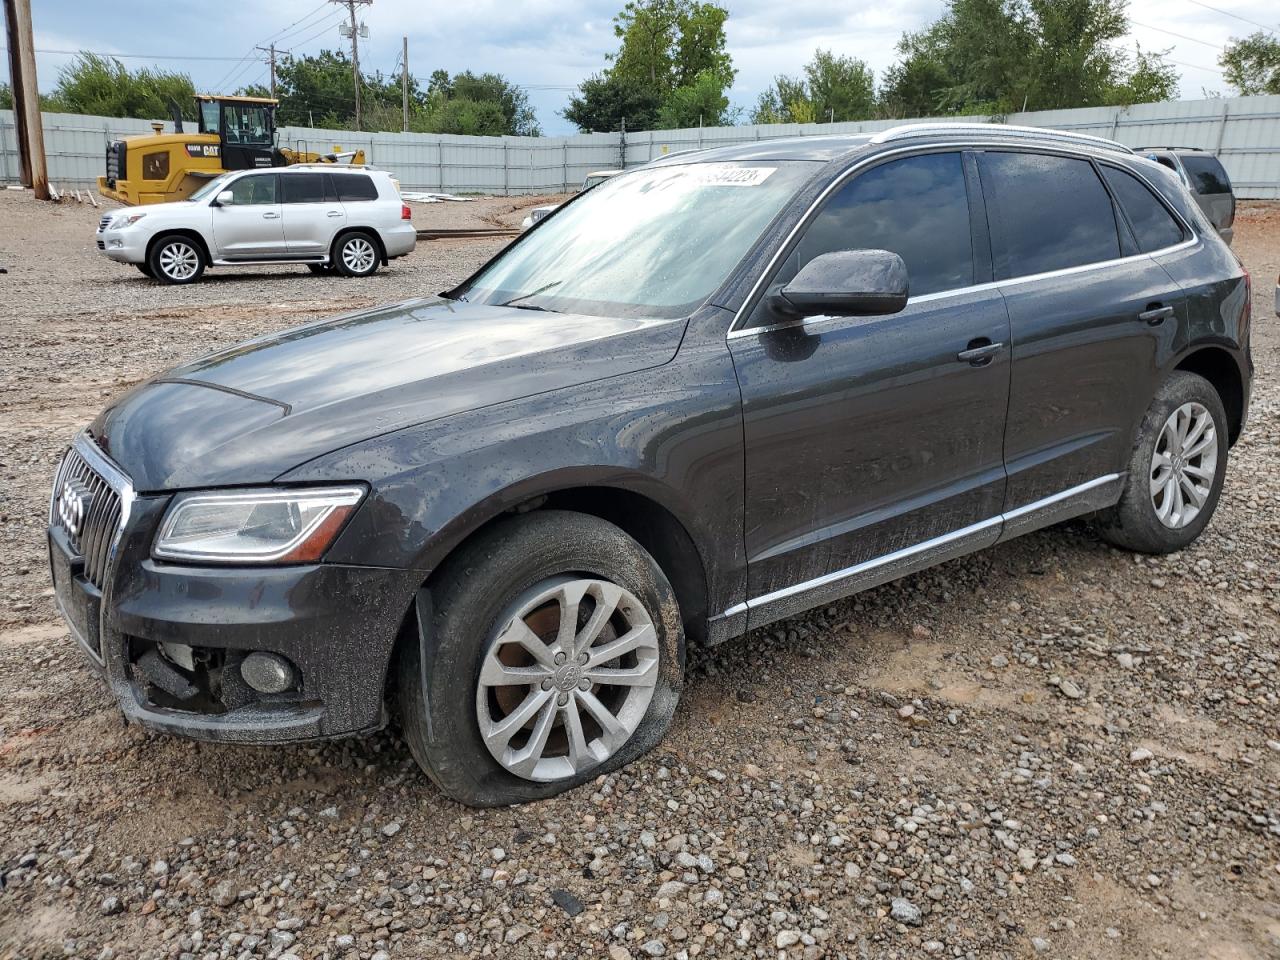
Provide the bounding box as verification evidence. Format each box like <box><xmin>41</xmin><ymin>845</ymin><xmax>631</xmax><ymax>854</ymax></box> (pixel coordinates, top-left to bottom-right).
<box><xmin>148</xmin><ymin>236</ymin><xmax>205</xmax><ymax>285</ymax></box>
<box><xmin>334</xmin><ymin>231</ymin><xmax>380</xmax><ymax>277</ymax></box>
<box><xmin>1098</xmin><ymin>371</ymin><xmax>1228</xmax><ymax>554</ymax></box>
<box><xmin>397</xmin><ymin>510</ymin><xmax>684</xmax><ymax>807</ymax></box>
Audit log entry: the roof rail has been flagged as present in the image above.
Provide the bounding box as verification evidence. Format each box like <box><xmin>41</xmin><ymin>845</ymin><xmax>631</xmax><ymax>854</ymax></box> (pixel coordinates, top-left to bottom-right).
<box><xmin>1136</xmin><ymin>145</ymin><xmax>1207</xmax><ymax>152</ymax></box>
<box><xmin>869</xmin><ymin>122</ymin><xmax>1135</xmax><ymax>155</ymax></box>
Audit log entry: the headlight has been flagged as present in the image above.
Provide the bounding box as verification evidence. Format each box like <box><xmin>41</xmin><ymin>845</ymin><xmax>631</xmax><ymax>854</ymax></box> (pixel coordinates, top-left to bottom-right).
<box><xmin>153</xmin><ymin>486</ymin><xmax>364</xmax><ymax>564</ymax></box>
<box><xmin>112</xmin><ymin>212</ymin><xmax>147</xmax><ymax>228</ymax></box>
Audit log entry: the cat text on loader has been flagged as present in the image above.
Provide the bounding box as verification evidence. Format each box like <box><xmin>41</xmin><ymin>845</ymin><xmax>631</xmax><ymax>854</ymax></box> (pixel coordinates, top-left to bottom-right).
<box><xmin>98</xmin><ymin>94</ymin><xmax>367</xmax><ymax>205</ymax></box>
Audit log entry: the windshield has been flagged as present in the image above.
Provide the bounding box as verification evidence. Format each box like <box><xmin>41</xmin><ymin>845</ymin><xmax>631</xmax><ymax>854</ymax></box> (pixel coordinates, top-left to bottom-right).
<box><xmin>458</xmin><ymin>161</ymin><xmax>817</xmax><ymax>319</ymax></box>
<box><xmin>188</xmin><ymin>173</ymin><xmax>233</xmax><ymax>202</ymax></box>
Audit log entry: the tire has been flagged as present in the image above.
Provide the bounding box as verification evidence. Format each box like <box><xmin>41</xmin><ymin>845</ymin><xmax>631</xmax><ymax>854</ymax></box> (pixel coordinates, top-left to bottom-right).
<box><xmin>332</xmin><ymin>231</ymin><xmax>380</xmax><ymax>277</ymax></box>
<box><xmin>397</xmin><ymin>510</ymin><xmax>685</xmax><ymax>807</ymax></box>
<box><xmin>1097</xmin><ymin>371</ymin><xmax>1228</xmax><ymax>554</ymax></box>
<box><xmin>147</xmin><ymin>235</ymin><xmax>205</xmax><ymax>285</ymax></box>
<box><xmin>135</xmin><ymin>262</ymin><xmax>155</xmax><ymax>279</ymax></box>
<box><xmin>306</xmin><ymin>263</ymin><xmax>332</xmax><ymax>275</ymax></box>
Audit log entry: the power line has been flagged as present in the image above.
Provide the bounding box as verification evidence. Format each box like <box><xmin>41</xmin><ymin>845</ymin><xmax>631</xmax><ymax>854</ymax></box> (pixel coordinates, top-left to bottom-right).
<box><xmin>282</xmin><ymin>11</ymin><xmax>346</xmax><ymax>55</ymax></box>
<box><xmin>1130</xmin><ymin>19</ymin><xmax>1225</xmax><ymax>50</ymax></box>
<box><xmin>1181</xmin><ymin>0</ymin><xmax>1277</xmax><ymax>35</ymax></box>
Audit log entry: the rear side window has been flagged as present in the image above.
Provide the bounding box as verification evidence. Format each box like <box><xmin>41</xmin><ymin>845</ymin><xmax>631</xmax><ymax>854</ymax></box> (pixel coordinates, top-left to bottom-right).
<box><xmin>1100</xmin><ymin>166</ymin><xmax>1186</xmax><ymax>252</ymax></box>
<box><xmin>979</xmin><ymin>152</ymin><xmax>1120</xmax><ymax>280</ymax></box>
<box><xmin>281</xmin><ymin>173</ymin><xmax>334</xmax><ymax>204</ymax></box>
<box><xmin>334</xmin><ymin>174</ymin><xmax>378</xmax><ymax>202</ymax></box>
<box><xmin>783</xmin><ymin>152</ymin><xmax>974</xmax><ymax>298</ymax></box>
<box><xmin>1179</xmin><ymin>155</ymin><xmax>1231</xmax><ymax>195</ymax></box>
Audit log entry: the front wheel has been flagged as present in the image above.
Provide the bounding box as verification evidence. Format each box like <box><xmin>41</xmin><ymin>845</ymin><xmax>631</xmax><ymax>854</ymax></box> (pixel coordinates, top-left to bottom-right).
<box><xmin>397</xmin><ymin>510</ymin><xmax>684</xmax><ymax>807</ymax></box>
<box><xmin>1097</xmin><ymin>371</ymin><xmax>1228</xmax><ymax>554</ymax></box>
<box><xmin>148</xmin><ymin>235</ymin><xmax>205</xmax><ymax>285</ymax></box>
<box><xmin>333</xmin><ymin>231</ymin><xmax>380</xmax><ymax>277</ymax></box>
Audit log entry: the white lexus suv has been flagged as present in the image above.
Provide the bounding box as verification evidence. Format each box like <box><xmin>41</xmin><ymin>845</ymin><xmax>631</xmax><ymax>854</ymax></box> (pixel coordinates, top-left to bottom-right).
<box><xmin>95</xmin><ymin>166</ymin><xmax>417</xmax><ymax>284</ymax></box>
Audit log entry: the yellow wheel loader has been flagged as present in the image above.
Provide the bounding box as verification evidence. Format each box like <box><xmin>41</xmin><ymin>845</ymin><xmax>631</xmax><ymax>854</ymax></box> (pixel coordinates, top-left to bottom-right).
<box><xmin>98</xmin><ymin>94</ymin><xmax>367</xmax><ymax>205</ymax></box>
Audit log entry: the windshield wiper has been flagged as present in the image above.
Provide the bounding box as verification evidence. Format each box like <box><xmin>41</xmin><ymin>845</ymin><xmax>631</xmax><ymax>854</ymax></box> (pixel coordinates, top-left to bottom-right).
<box><xmin>499</xmin><ymin>280</ymin><xmax>561</xmax><ymax>308</ymax></box>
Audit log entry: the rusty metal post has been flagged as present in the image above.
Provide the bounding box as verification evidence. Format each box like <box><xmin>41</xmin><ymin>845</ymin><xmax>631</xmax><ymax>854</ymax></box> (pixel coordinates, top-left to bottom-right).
<box><xmin>2</xmin><ymin>0</ymin><xmax>30</xmax><ymax>187</ymax></box>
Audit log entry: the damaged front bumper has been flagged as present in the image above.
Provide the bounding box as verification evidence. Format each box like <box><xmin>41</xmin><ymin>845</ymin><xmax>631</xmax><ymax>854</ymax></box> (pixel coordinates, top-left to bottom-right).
<box><xmin>48</xmin><ymin>463</ymin><xmax>421</xmax><ymax>744</ymax></box>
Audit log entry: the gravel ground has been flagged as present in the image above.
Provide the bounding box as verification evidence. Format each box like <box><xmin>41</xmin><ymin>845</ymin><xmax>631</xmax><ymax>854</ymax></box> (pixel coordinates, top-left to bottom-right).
<box><xmin>0</xmin><ymin>191</ymin><xmax>1277</xmax><ymax>960</ymax></box>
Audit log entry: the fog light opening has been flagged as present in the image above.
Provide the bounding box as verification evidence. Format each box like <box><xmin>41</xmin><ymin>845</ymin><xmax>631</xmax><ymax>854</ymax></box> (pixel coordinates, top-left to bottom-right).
<box><xmin>240</xmin><ymin>652</ymin><xmax>297</xmax><ymax>695</ymax></box>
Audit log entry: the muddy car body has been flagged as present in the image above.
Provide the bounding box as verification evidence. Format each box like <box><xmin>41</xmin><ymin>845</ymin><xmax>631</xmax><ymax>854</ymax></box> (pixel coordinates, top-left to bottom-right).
<box><xmin>50</xmin><ymin>124</ymin><xmax>1252</xmax><ymax>806</ymax></box>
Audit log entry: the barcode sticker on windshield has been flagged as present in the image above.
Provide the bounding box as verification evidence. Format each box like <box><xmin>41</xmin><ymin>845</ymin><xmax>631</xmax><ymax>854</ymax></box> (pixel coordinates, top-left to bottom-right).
<box><xmin>688</xmin><ymin>165</ymin><xmax>777</xmax><ymax>186</ymax></box>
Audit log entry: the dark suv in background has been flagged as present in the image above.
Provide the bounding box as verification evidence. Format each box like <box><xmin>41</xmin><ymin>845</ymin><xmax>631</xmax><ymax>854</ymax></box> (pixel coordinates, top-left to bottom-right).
<box><xmin>49</xmin><ymin>123</ymin><xmax>1252</xmax><ymax>806</ymax></box>
<box><xmin>1141</xmin><ymin>147</ymin><xmax>1236</xmax><ymax>245</ymax></box>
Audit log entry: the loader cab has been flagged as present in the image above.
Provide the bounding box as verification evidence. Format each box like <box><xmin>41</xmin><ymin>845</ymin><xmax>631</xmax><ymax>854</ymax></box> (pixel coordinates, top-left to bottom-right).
<box><xmin>197</xmin><ymin>95</ymin><xmax>278</xmax><ymax>171</ymax></box>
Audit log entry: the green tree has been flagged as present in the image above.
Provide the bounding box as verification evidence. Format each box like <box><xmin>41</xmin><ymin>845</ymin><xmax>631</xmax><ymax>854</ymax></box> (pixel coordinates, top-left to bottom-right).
<box><xmin>44</xmin><ymin>52</ymin><xmax>196</xmax><ymax>120</ymax></box>
<box><xmin>1220</xmin><ymin>31</ymin><xmax>1280</xmax><ymax>95</ymax></box>
<box><xmin>750</xmin><ymin>50</ymin><xmax>874</xmax><ymax>124</ymax></box>
<box><xmin>880</xmin><ymin>0</ymin><xmax>1178</xmax><ymax>116</ymax></box>
<box><xmin>0</xmin><ymin>83</ymin><xmax>11</xmax><ymax>109</ymax></box>
<box><xmin>565</xmin><ymin>0</ymin><xmax>734</xmax><ymax>132</ymax></box>
<box><xmin>562</xmin><ymin>72</ymin><xmax>662</xmax><ymax>131</ymax></box>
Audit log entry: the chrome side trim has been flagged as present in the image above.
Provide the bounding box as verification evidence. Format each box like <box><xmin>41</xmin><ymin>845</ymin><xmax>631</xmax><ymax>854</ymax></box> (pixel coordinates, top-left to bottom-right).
<box><xmin>718</xmin><ymin>473</ymin><xmax>1126</xmax><ymax>637</ymax></box>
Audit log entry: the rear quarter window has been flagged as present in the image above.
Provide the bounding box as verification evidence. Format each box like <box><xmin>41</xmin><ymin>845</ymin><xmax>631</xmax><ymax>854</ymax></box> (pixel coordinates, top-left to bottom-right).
<box><xmin>334</xmin><ymin>174</ymin><xmax>379</xmax><ymax>202</ymax></box>
<box><xmin>1179</xmin><ymin>155</ymin><xmax>1231</xmax><ymax>195</ymax></box>
<box><xmin>1100</xmin><ymin>165</ymin><xmax>1186</xmax><ymax>253</ymax></box>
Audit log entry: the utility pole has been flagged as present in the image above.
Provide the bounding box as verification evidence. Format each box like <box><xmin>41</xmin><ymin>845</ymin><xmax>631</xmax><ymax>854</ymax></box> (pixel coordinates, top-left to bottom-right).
<box><xmin>255</xmin><ymin>42</ymin><xmax>278</xmax><ymax>100</ymax></box>
<box><xmin>3</xmin><ymin>0</ymin><xmax>48</xmax><ymax>199</ymax></box>
<box><xmin>401</xmin><ymin>35</ymin><xmax>409</xmax><ymax>133</ymax></box>
<box><xmin>332</xmin><ymin>0</ymin><xmax>372</xmax><ymax>130</ymax></box>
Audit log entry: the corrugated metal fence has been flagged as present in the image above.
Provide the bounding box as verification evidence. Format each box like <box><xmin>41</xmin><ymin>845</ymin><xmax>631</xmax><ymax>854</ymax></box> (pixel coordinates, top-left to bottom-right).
<box><xmin>3</xmin><ymin>93</ymin><xmax>1278</xmax><ymax>198</ymax></box>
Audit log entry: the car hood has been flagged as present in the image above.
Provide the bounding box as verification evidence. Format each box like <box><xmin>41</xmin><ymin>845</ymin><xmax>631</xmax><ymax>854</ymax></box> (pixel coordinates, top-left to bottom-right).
<box><xmin>106</xmin><ymin>199</ymin><xmax>204</xmax><ymax>223</ymax></box>
<box><xmin>92</xmin><ymin>296</ymin><xmax>686</xmax><ymax>491</ymax></box>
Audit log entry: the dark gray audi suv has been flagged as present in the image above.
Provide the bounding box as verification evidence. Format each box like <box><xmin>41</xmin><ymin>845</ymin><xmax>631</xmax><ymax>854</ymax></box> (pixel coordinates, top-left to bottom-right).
<box><xmin>48</xmin><ymin>123</ymin><xmax>1252</xmax><ymax>806</ymax></box>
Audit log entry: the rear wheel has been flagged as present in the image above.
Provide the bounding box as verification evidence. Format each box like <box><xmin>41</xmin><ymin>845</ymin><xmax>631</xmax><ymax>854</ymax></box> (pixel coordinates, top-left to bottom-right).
<box><xmin>148</xmin><ymin>235</ymin><xmax>205</xmax><ymax>285</ymax></box>
<box><xmin>333</xmin><ymin>231</ymin><xmax>380</xmax><ymax>277</ymax></box>
<box><xmin>397</xmin><ymin>510</ymin><xmax>684</xmax><ymax>807</ymax></box>
<box><xmin>1097</xmin><ymin>372</ymin><xmax>1228</xmax><ymax>554</ymax></box>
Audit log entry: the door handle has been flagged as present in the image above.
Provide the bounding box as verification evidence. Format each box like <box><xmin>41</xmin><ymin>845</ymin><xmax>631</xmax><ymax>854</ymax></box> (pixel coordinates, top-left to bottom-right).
<box><xmin>262</xmin><ymin>211</ymin><xmax>280</xmax><ymax>219</ymax></box>
<box><xmin>326</xmin><ymin>211</ymin><xmax>343</xmax><ymax>217</ymax></box>
<box><xmin>957</xmin><ymin>340</ymin><xmax>1005</xmax><ymax>366</ymax></box>
<box><xmin>1138</xmin><ymin>305</ymin><xmax>1174</xmax><ymax>325</ymax></box>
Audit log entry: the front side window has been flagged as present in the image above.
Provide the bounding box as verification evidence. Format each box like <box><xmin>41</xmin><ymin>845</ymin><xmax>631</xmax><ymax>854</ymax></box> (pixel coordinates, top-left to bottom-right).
<box><xmin>775</xmin><ymin>152</ymin><xmax>974</xmax><ymax>299</ymax></box>
<box><xmin>1101</xmin><ymin>166</ymin><xmax>1186</xmax><ymax>253</ymax></box>
<box><xmin>224</xmin><ymin>104</ymin><xmax>271</xmax><ymax>145</ymax></box>
<box><xmin>1179</xmin><ymin>155</ymin><xmax>1231</xmax><ymax>195</ymax></box>
<box><xmin>229</xmin><ymin>174</ymin><xmax>277</xmax><ymax>206</ymax></box>
<box><xmin>980</xmin><ymin>152</ymin><xmax>1121</xmax><ymax>280</ymax></box>
<box><xmin>458</xmin><ymin>161</ymin><xmax>819</xmax><ymax>319</ymax></box>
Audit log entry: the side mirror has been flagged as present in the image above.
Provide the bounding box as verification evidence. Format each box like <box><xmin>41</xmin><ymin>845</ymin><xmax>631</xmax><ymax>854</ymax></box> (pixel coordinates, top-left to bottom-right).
<box><xmin>770</xmin><ymin>249</ymin><xmax>909</xmax><ymax>319</ymax></box>
<box><xmin>213</xmin><ymin>190</ymin><xmax>234</xmax><ymax>207</ymax></box>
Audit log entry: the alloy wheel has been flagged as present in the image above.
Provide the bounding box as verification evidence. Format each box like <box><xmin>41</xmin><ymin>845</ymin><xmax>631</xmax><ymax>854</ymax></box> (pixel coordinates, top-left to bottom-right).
<box><xmin>341</xmin><ymin>237</ymin><xmax>377</xmax><ymax>274</ymax></box>
<box><xmin>158</xmin><ymin>242</ymin><xmax>199</xmax><ymax>281</ymax></box>
<box><xmin>1150</xmin><ymin>401</ymin><xmax>1217</xmax><ymax>529</ymax></box>
<box><xmin>475</xmin><ymin>577</ymin><xmax>660</xmax><ymax>782</ymax></box>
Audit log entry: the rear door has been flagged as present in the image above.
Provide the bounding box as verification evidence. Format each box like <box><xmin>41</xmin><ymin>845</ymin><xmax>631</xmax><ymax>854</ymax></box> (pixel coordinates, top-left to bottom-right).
<box><xmin>281</xmin><ymin>172</ymin><xmax>346</xmax><ymax>257</ymax></box>
<box><xmin>978</xmin><ymin>150</ymin><xmax>1186</xmax><ymax>530</ymax></box>
<box><xmin>731</xmin><ymin>151</ymin><xmax>1011</xmax><ymax>619</ymax></box>
<box><xmin>210</xmin><ymin>173</ymin><xmax>286</xmax><ymax>259</ymax></box>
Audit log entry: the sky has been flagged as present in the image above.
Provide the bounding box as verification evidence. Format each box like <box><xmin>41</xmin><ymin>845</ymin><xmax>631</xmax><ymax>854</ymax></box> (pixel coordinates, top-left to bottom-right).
<box><xmin>17</xmin><ymin>0</ymin><xmax>1280</xmax><ymax>134</ymax></box>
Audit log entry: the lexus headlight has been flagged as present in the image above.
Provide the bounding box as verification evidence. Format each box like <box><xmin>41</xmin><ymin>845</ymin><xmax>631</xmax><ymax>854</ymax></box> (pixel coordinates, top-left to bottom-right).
<box><xmin>113</xmin><ymin>212</ymin><xmax>147</xmax><ymax>228</ymax></box>
<box><xmin>153</xmin><ymin>486</ymin><xmax>364</xmax><ymax>564</ymax></box>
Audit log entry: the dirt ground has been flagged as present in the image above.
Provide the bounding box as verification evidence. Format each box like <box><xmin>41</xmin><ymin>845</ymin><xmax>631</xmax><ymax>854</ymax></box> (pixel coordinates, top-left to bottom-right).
<box><xmin>0</xmin><ymin>192</ymin><xmax>1277</xmax><ymax>960</ymax></box>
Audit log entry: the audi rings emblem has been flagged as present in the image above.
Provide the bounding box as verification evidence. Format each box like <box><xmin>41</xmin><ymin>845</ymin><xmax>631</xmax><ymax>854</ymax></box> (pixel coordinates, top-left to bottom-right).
<box><xmin>58</xmin><ymin>480</ymin><xmax>92</xmax><ymax>539</ymax></box>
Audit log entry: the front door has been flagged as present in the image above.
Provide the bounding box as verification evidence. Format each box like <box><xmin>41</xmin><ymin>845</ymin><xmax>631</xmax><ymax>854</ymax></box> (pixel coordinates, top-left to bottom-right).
<box><xmin>730</xmin><ymin>151</ymin><xmax>1012</xmax><ymax>628</ymax></box>
<box><xmin>281</xmin><ymin>172</ymin><xmax>346</xmax><ymax>258</ymax></box>
<box><xmin>211</xmin><ymin>173</ymin><xmax>286</xmax><ymax>259</ymax></box>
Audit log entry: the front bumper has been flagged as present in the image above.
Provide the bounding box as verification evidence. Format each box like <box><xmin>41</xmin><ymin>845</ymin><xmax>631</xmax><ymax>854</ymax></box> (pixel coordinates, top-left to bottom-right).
<box><xmin>96</xmin><ymin>225</ymin><xmax>149</xmax><ymax>264</ymax></box>
<box><xmin>49</xmin><ymin>457</ymin><xmax>421</xmax><ymax>744</ymax></box>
